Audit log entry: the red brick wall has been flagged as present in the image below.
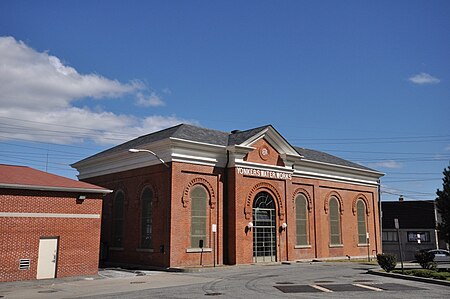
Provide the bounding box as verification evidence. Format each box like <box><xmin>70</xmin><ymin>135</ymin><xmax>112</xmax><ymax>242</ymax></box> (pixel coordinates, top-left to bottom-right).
<box><xmin>79</xmin><ymin>141</ymin><xmax>381</xmax><ymax>268</ymax></box>
<box><xmin>0</xmin><ymin>189</ymin><xmax>102</xmax><ymax>282</ymax></box>
<box><xmin>84</xmin><ymin>164</ymin><xmax>172</xmax><ymax>268</ymax></box>
<box><xmin>170</xmin><ymin>162</ymin><xmax>223</xmax><ymax>267</ymax></box>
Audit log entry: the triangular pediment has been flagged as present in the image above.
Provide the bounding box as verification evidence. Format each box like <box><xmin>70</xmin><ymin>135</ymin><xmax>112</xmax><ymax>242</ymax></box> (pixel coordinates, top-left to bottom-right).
<box><xmin>228</xmin><ymin>125</ymin><xmax>302</xmax><ymax>168</ymax></box>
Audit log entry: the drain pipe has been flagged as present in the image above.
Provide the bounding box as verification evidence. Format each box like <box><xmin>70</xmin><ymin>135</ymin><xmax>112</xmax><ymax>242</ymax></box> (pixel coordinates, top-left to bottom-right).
<box><xmin>223</xmin><ymin>150</ymin><xmax>230</xmax><ymax>264</ymax></box>
<box><xmin>378</xmin><ymin>179</ymin><xmax>382</xmax><ymax>254</ymax></box>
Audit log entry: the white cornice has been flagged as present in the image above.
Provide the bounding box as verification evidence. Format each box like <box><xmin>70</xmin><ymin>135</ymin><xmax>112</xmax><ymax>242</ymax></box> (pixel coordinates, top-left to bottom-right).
<box><xmin>169</xmin><ymin>137</ymin><xmax>226</xmax><ymax>150</ymax></box>
<box><xmin>293</xmin><ymin>158</ymin><xmax>382</xmax><ymax>186</ymax></box>
<box><xmin>298</xmin><ymin>158</ymin><xmax>384</xmax><ymax>178</ymax></box>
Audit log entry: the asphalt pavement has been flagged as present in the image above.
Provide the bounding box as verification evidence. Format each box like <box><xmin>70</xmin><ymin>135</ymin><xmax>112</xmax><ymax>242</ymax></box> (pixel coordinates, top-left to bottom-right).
<box><xmin>0</xmin><ymin>262</ymin><xmax>449</xmax><ymax>299</ymax></box>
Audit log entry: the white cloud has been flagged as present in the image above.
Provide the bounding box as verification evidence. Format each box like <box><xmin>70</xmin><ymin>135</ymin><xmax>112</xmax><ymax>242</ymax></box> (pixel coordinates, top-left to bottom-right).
<box><xmin>136</xmin><ymin>92</ymin><xmax>165</xmax><ymax>107</ymax></box>
<box><xmin>368</xmin><ymin>160</ymin><xmax>402</xmax><ymax>169</ymax></box>
<box><xmin>0</xmin><ymin>36</ymin><xmax>191</xmax><ymax>145</ymax></box>
<box><xmin>408</xmin><ymin>72</ymin><xmax>440</xmax><ymax>85</ymax></box>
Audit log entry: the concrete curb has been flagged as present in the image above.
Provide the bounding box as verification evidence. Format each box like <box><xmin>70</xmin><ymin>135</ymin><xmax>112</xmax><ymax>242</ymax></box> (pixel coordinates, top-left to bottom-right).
<box><xmin>367</xmin><ymin>269</ymin><xmax>450</xmax><ymax>287</ymax></box>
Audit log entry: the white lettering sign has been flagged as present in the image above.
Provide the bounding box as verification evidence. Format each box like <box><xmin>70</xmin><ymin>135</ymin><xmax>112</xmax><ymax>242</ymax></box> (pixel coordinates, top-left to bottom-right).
<box><xmin>236</xmin><ymin>167</ymin><xmax>292</xmax><ymax>180</ymax></box>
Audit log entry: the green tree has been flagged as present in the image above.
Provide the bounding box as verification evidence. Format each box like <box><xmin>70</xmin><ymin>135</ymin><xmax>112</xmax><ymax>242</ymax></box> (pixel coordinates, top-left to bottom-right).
<box><xmin>436</xmin><ymin>164</ymin><xmax>450</xmax><ymax>244</ymax></box>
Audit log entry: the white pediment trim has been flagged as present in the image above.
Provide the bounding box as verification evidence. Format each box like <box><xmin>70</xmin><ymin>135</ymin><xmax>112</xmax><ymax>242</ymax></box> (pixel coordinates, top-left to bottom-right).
<box><xmin>238</xmin><ymin>126</ymin><xmax>303</xmax><ymax>167</ymax></box>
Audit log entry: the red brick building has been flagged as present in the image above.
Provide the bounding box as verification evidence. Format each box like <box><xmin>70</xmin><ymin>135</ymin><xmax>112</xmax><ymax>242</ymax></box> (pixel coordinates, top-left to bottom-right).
<box><xmin>0</xmin><ymin>165</ymin><xmax>111</xmax><ymax>282</ymax></box>
<box><xmin>73</xmin><ymin>124</ymin><xmax>383</xmax><ymax>268</ymax></box>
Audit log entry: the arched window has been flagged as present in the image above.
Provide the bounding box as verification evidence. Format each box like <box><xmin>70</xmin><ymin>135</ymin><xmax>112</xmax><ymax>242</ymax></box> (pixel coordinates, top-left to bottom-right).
<box><xmin>191</xmin><ymin>186</ymin><xmax>207</xmax><ymax>248</ymax></box>
<box><xmin>329</xmin><ymin>197</ymin><xmax>341</xmax><ymax>245</ymax></box>
<box><xmin>357</xmin><ymin>200</ymin><xmax>367</xmax><ymax>244</ymax></box>
<box><xmin>112</xmin><ymin>191</ymin><xmax>124</xmax><ymax>247</ymax></box>
<box><xmin>295</xmin><ymin>194</ymin><xmax>309</xmax><ymax>246</ymax></box>
<box><xmin>140</xmin><ymin>187</ymin><xmax>153</xmax><ymax>249</ymax></box>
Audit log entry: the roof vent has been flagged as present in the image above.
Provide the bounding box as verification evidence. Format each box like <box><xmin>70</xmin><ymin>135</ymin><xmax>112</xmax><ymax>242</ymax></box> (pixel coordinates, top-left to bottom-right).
<box><xmin>231</xmin><ymin>130</ymin><xmax>241</xmax><ymax>134</ymax></box>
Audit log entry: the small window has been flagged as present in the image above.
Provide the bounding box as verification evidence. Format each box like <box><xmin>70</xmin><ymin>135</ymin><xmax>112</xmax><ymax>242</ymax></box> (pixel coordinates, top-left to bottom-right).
<box><xmin>295</xmin><ymin>194</ymin><xmax>309</xmax><ymax>246</ymax></box>
<box><xmin>357</xmin><ymin>200</ymin><xmax>367</xmax><ymax>244</ymax></box>
<box><xmin>407</xmin><ymin>231</ymin><xmax>430</xmax><ymax>242</ymax></box>
<box><xmin>19</xmin><ymin>259</ymin><xmax>30</xmax><ymax>270</ymax></box>
<box><xmin>382</xmin><ymin>231</ymin><xmax>398</xmax><ymax>242</ymax></box>
<box><xmin>329</xmin><ymin>197</ymin><xmax>342</xmax><ymax>245</ymax></box>
<box><xmin>191</xmin><ymin>186</ymin><xmax>207</xmax><ymax>248</ymax></box>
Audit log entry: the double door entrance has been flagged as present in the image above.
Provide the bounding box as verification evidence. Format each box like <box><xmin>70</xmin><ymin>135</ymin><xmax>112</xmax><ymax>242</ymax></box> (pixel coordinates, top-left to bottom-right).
<box><xmin>252</xmin><ymin>191</ymin><xmax>277</xmax><ymax>263</ymax></box>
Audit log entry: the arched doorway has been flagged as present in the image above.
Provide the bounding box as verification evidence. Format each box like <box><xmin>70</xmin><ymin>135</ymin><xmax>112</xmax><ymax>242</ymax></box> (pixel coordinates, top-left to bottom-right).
<box><xmin>253</xmin><ymin>191</ymin><xmax>277</xmax><ymax>262</ymax></box>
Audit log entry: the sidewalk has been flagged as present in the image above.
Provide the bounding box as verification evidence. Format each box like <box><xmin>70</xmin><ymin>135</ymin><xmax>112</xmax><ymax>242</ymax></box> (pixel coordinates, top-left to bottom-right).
<box><xmin>0</xmin><ymin>269</ymin><xmax>214</xmax><ymax>299</ymax></box>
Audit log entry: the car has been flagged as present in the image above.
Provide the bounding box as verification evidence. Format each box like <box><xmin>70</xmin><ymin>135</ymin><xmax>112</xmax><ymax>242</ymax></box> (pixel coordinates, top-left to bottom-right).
<box><xmin>427</xmin><ymin>249</ymin><xmax>450</xmax><ymax>263</ymax></box>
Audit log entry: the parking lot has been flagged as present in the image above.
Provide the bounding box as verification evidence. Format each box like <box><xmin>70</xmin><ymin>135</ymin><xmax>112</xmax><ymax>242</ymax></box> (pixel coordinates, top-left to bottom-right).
<box><xmin>1</xmin><ymin>262</ymin><xmax>449</xmax><ymax>298</ymax></box>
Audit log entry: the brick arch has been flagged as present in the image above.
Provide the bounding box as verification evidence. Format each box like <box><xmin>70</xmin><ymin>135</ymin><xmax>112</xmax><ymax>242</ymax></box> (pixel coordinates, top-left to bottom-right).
<box><xmin>292</xmin><ymin>188</ymin><xmax>313</xmax><ymax>213</ymax></box>
<box><xmin>352</xmin><ymin>193</ymin><xmax>370</xmax><ymax>216</ymax></box>
<box><xmin>245</xmin><ymin>182</ymin><xmax>284</xmax><ymax>220</ymax></box>
<box><xmin>182</xmin><ymin>177</ymin><xmax>216</xmax><ymax>209</ymax></box>
<box><xmin>324</xmin><ymin>191</ymin><xmax>344</xmax><ymax>215</ymax></box>
<box><xmin>137</xmin><ymin>181</ymin><xmax>159</xmax><ymax>209</ymax></box>
<box><xmin>109</xmin><ymin>182</ymin><xmax>128</xmax><ymax>211</ymax></box>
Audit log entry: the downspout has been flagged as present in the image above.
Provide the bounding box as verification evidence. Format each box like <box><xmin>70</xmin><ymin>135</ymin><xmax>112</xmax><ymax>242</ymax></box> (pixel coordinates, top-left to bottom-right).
<box><xmin>223</xmin><ymin>150</ymin><xmax>230</xmax><ymax>264</ymax></box>
<box><xmin>313</xmin><ymin>186</ymin><xmax>318</xmax><ymax>259</ymax></box>
<box><xmin>378</xmin><ymin>179</ymin><xmax>382</xmax><ymax>254</ymax></box>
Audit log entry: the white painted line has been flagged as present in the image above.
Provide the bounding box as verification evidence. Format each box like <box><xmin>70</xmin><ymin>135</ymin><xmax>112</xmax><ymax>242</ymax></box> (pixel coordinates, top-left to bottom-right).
<box><xmin>353</xmin><ymin>283</ymin><xmax>383</xmax><ymax>291</ymax></box>
<box><xmin>310</xmin><ymin>284</ymin><xmax>333</xmax><ymax>293</ymax></box>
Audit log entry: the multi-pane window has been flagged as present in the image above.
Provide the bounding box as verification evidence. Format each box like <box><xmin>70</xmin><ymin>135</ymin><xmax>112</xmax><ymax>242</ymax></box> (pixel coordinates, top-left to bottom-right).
<box><xmin>295</xmin><ymin>194</ymin><xmax>309</xmax><ymax>246</ymax></box>
<box><xmin>191</xmin><ymin>186</ymin><xmax>207</xmax><ymax>248</ymax></box>
<box><xmin>329</xmin><ymin>197</ymin><xmax>342</xmax><ymax>245</ymax></box>
<box><xmin>357</xmin><ymin>200</ymin><xmax>367</xmax><ymax>244</ymax></box>
<box><xmin>407</xmin><ymin>231</ymin><xmax>430</xmax><ymax>242</ymax></box>
<box><xmin>140</xmin><ymin>187</ymin><xmax>153</xmax><ymax>249</ymax></box>
<box><xmin>112</xmin><ymin>191</ymin><xmax>124</xmax><ymax>247</ymax></box>
<box><xmin>382</xmin><ymin>231</ymin><xmax>398</xmax><ymax>242</ymax></box>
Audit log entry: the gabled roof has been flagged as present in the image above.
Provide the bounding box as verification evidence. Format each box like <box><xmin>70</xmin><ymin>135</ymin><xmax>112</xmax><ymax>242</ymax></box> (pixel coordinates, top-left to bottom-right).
<box><xmin>294</xmin><ymin>147</ymin><xmax>376</xmax><ymax>172</ymax></box>
<box><xmin>0</xmin><ymin>164</ymin><xmax>111</xmax><ymax>193</ymax></box>
<box><xmin>73</xmin><ymin>123</ymin><xmax>378</xmax><ymax>173</ymax></box>
<box><xmin>76</xmin><ymin>124</ymin><xmax>230</xmax><ymax>164</ymax></box>
<box><xmin>228</xmin><ymin>125</ymin><xmax>271</xmax><ymax>146</ymax></box>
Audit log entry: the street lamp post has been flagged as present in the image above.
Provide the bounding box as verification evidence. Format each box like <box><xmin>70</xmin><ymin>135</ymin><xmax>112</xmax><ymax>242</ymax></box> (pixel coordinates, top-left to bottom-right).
<box><xmin>128</xmin><ymin>148</ymin><xmax>169</xmax><ymax>168</ymax></box>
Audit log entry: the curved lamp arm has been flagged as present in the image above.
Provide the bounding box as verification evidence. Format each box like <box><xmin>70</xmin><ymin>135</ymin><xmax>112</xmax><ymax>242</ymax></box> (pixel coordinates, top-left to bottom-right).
<box><xmin>129</xmin><ymin>148</ymin><xmax>169</xmax><ymax>168</ymax></box>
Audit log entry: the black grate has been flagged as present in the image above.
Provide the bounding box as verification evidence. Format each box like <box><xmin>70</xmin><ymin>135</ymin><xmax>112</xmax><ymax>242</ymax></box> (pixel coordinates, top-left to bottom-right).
<box><xmin>275</xmin><ymin>285</ymin><xmax>323</xmax><ymax>293</ymax></box>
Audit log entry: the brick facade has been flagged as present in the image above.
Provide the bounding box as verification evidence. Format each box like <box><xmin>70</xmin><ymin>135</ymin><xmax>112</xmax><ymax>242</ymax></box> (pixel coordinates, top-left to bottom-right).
<box><xmin>73</xmin><ymin>124</ymin><xmax>383</xmax><ymax>269</ymax></box>
<box><xmin>0</xmin><ymin>189</ymin><xmax>103</xmax><ymax>282</ymax></box>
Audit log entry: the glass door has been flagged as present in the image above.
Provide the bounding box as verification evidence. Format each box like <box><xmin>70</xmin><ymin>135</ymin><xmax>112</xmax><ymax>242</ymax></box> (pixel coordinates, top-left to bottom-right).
<box><xmin>253</xmin><ymin>192</ymin><xmax>276</xmax><ymax>262</ymax></box>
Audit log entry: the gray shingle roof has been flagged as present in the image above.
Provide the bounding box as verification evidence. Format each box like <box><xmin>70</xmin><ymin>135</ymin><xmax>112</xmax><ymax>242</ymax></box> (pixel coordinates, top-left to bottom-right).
<box><xmin>227</xmin><ymin>125</ymin><xmax>270</xmax><ymax>145</ymax></box>
<box><xmin>74</xmin><ymin>123</ymin><xmax>378</xmax><ymax>172</ymax></box>
<box><xmin>294</xmin><ymin>147</ymin><xmax>375</xmax><ymax>171</ymax></box>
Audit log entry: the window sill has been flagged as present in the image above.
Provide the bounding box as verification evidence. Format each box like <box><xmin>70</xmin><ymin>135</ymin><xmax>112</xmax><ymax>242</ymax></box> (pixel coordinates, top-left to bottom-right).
<box><xmin>186</xmin><ymin>248</ymin><xmax>212</xmax><ymax>253</ymax></box>
<box><xmin>109</xmin><ymin>247</ymin><xmax>124</xmax><ymax>251</ymax></box>
<box><xmin>358</xmin><ymin>243</ymin><xmax>369</xmax><ymax>247</ymax></box>
<box><xmin>295</xmin><ymin>245</ymin><xmax>312</xmax><ymax>249</ymax></box>
<box><xmin>136</xmin><ymin>248</ymin><xmax>154</xmax><ymax>253</ymax></box>
<box><xmin>329</xmin><ymin>244</ymin><xmax>343</xmax><ymax>248</ymax></box>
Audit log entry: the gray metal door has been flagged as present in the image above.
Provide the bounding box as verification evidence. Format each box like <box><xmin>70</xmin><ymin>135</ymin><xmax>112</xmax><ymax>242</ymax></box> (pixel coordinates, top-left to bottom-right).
<box><xmin>253</xmin><ymin>191</ymin><xmax>276</xmax><ymax>262</ymax></box>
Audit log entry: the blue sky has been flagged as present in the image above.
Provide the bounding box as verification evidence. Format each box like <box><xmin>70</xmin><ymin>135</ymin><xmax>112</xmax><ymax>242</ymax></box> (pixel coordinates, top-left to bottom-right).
<box><xmin>0</xmin><ymin>0</ymin><xmax>449</xmax><ymax>201</ymax></box>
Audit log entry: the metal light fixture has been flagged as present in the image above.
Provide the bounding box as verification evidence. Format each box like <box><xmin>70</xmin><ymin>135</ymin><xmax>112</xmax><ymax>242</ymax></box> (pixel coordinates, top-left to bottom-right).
<box><xmin>247</xmin><ymin>222</ymin><xmax>254</xmax><ymax>230</ymax></box>
<box><xmin>76</xmin><ymin>194</ymin><xmax>86</xmax><ymax>204</ymax></box>
<box><xmin>129</xmin><ymin>148</ymin><xmax>169</xmax><ymax>168</ymax></box>
<box><xmin>281</xmin><ymin>222</ymin><xmax>287</xmax><ymax>230</ymax></box>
